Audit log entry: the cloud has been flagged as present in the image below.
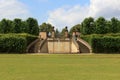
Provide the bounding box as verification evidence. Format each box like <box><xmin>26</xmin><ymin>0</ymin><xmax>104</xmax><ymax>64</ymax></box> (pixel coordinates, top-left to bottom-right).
<box><xmin>89</xmin><ymin>0</ymin><xmax>120</xmax><ymax>18</ymax></box>
<box><xmin>47</xmin><ymin>5</ymin><xmax>89</xmax><ymax>30</ymax></box>
<box><xmin>0</xmin><ymin>0</ymin><xmax>29</xmax><ymax>20</ymax></box>
<box><xmin>47</xmin><ymin>0</ymin><xmax>120</xmax><ymax>30</ymax></box>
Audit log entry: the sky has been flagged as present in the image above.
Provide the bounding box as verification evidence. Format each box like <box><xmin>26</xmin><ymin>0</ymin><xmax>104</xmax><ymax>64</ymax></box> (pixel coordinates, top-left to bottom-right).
<box><xmin>0</xmin><ymin>0</ymin><xmax>120</xmax><ymax>30</ymax></box>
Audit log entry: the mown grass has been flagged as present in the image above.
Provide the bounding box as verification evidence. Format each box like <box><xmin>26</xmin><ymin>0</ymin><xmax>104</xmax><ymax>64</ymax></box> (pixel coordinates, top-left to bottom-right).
<box><xmin>0</xmin><ymin>54</ymin><xmax>120</xmax><ymax>80</ymax></box>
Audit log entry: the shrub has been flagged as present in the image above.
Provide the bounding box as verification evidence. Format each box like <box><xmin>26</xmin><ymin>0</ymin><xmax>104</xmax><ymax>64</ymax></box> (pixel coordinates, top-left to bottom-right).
<box><xmin>81</xmin><ymin>33</ymin><xmax>120</xmax><ymax>53</ymax></box>
<box><xmin>14</xmin><ymin>33</ymin><xmax>38</xmax><ymax>45</ymax></box>
<box><xmin>0</xmin><ymin>35</ymin><xmax>26</xmax><ymax>53</ymax></box>
<box><xmin>0</xmin><ymin>33</ymin><xmax>37</xmax><ymax>53</ymax></box>
<box><xmin>91</xmin><ymin>36</ymin><xmax>120</xmax><ymax>53</ymax></box>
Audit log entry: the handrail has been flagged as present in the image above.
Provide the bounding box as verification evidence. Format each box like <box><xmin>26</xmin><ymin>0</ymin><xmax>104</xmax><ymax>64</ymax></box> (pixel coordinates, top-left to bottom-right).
<box><xmin>72</xmin><ymin>37</ymin><xmax>80</xmax><ymax>53</ymax></box>
<box><xmin>39</xmin><ymin>38</ymin><xmax>47</xmax><ymax>51</ymax></box>
<box><xmin>77</xmin><ymin>38</ymin><xmax>92</xmax><ymax>53</ymax></box>
<box><xmin>26</xmin><ymin>39</ymin><xmax>40</xmax><ymax>52</ymax></box>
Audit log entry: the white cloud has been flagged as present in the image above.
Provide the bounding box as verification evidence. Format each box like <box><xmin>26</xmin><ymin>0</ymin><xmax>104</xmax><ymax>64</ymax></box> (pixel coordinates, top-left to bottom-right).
<box><xmin>0</xmin><ymin>0</ymin><xmax>29</xmax><ymax>20</ymax></box>
<box><xmin>47</xmin><ymin>0</ymin><xmax>120</xmax><ymax>30</ymax></box>
<box><xmin>89</xmin><ymin>0</ymin><xmax>120</xmax><ymax>18</ymax></box>
<box><xmin>47</xmin><ymin>5</ymin><xmax>89</xmax><ymax>30</ymax></box>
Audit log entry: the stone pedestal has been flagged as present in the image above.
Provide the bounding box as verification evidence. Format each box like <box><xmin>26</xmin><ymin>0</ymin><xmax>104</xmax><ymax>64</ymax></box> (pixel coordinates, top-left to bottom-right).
<box><xmin>51</xmin><ymin>27</ymin><xmax>55</xmax><ymax>38</ymax></box>
<box><xmin>72</xmin><ymin>32</ymin><xmax>76</xmax><ymax>36</ymax></box>
<box><xmin>65</xmin><ymin>31</ymin><xmax>68</xmax><ymax>38</ymax></box>
<box><xmin>39</xmin><ymin>32</ymin><xmax>47</xmax><ymax>39</ymax></box>
<box><xmin>65</xmin><ymin>26</ymin><xmax>68</xmax><ymax>38</ymax></box>
<box><xmin>51</xmin><ymin>31</ymin><xmax>55</xmax><ymax>38</ymax></box>
<box><xmin>72</xmin><ymin>31</ymin><xmax>80</xmax><ymax>38</ymax></box>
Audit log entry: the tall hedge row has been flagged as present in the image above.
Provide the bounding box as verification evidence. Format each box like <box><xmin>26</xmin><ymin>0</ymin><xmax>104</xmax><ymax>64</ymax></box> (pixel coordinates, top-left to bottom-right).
<box><xmin>12</xmin><ymin>33</ymin><xmax>38</xmax><ymax>45</ymax></box>
<box><xmin>91</xmin><ymin>36</ymin><xmax>120</xmax><ymax>53</ymax></box>
<box><xmin>81</xmin><ymin>33</ymin><xmax>120</xmax><ymax>53</ymax></box>
<box><xmin>0</xmin><ymin>36</ymin><xmax>26</xmax><ymax>53</ymax></box>
<box><xmin>0</xmin><ymin>33</ymin><xmax>37</xmax><ymax>53</ymax></box>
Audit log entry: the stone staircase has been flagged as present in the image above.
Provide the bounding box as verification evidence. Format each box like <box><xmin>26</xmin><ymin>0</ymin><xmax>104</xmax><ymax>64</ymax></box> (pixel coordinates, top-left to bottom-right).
<box><xmin>26</xmin><ymin>39</ymin><xmax>40</xmax><ymax>53</ymax></box>
<box><xmin>77</xmin><ymin>38</ymin><xmax>92</xmax><ymax>53</ymax></box>
<box><xmin>26</xmin><ymin>37</ymin><xmax>92</xmax><ymax>53</ymax></box>
<box><xmin>26</xmin><ymin>38</ymin><xmax>48</xmax><ymax>53</ymax></box>
<box><xmin>39</xmin><ymin>39</ymin><xmax>48</xmax><ymax>53</ymax></box>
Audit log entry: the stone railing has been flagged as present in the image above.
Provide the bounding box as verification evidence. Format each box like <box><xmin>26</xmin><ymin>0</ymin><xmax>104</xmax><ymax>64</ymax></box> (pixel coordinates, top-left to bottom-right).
<box><xmin>26</xmin><ymin>39</ymin><xmax>40</xmax><ymax>53</ymax></box>
<box><xmin>72</xmin><ymin>37</ymin><xmax>80</xmax><ymax>53</ymax></box>
<box><xmin>39</xmin><ymin>38</ymin><xmax>47</xmax><ymax>51</ymax></box>
<box><xmin>77</xmin><ymin>38</ymin><xmax>92</xmax><ymax>53</ymax></box>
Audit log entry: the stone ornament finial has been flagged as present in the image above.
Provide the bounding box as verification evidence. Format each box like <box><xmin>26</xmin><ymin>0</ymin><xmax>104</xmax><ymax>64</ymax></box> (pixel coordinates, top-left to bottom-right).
<box><xmin>51</xmin><ymin>26</ymin><xmax>55</xmax><ymax>38</ymax></box>
<box><xmin>65</xmin><ymin>26</ymin><xmax>68</xmax><ymax>38</ymax></box>
<box><xmin>65</xmin><ymin>26</ymin><xmax>68</xmax><ymax>32</ymax></box>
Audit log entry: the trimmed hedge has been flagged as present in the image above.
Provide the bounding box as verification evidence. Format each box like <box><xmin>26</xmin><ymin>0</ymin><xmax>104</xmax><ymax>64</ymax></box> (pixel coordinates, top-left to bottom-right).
<box><xmin>81</xmin><ymin>33</ymin><xmax>120</xmax><ymax>53</ymax></box>
<box><xmin>0</xmin><ymin>33</ymin><xmax>37</xmax><ymax>53</ymax></box>
<box><xmin>91</xmin><ymin>36</ymin><xmax>120</xmax><ymax>53</ymax></box>
<box><xmin>13</xmin><ymin>33</ymin><xmax>38</xmax><ymax>45</ymax></box>
<box><xmin>0</xmin><ymin>36</ymin><xmax>26</xmax><ymax>53</ymax></box>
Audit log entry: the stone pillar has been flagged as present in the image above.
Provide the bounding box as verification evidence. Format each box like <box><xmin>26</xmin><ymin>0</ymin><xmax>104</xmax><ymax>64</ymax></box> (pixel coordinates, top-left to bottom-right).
<box><xmin>72</xmin><ymin>31</ymin><xmax>80</xmax><ymax>38</ymax></box>
<box><xmin>39</xmin><ymin>32</ymin><xmax>47</xmax><ymax>39</ymax></box>
<box><xmin>72</xmin><ymin>31</ymin><xmax>76</xmax><ymax>37</ymax></box>
<box><xmin>51</xmin><ymin>27</ymin><xmax>55</xmax><ymax>38</ymax></box>
<box><xmin>72</xmin><ymin>31</ymin><xmax>77</xmax><ymax>40</ymax></box>
<box><xmin>76</xmin><ymin>32</ymin><xmax>80</xmax><ymax>37</ymax></box>
<box><xmin>65</xmin><ymin>26</ymin><xmax>68</xmax><ymax>38</ymax></box>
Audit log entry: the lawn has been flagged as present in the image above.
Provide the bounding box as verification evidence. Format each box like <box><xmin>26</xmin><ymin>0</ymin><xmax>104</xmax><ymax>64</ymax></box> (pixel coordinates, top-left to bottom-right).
<box><xmin>0</xmin><ymin>54</ymin><xmax>120</xmax><ymax>80</ymax></box>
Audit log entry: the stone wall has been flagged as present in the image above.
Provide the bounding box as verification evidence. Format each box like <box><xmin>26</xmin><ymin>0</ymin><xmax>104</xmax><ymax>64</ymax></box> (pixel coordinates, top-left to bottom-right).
<box><xmin>39</xmin><ymin>39</ymin><xmax>48</xmax><ymax>53</ymax></box>
<box><xmin>71</xmin><ymin>40</ymin><xmax>79</xmax><ymax>53</ymax></box>
<box><xmin>39</xmin><ymin>32</ymin><xmax>47</xmax><ymax>39</ymax></box>
<box><xmin>47</xmin><ymin>38</ymin><xmax>79</xmax><ymax>53</ymax></box>
<box><xmin>48</xmin><ymin>38</ymin><xmax>70</xmax><ymax>53</ymax></box>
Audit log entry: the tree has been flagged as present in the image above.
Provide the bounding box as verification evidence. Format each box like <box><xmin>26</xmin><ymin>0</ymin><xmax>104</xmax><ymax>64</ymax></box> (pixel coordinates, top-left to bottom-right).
<box><xmin>0</xmin><ymin>19</ymin><xmax>13</xmax><ymax>33</ymax></box>
<box><xmin>81</xmin><ymin>17</ymin><xmax>95</xmax><ymax>35</ymax></box>
<box><xmin>26</xmin><ymin>18</ymin><xmax>39</xmax><ymax>35</ymax></box>
<box><xmin>20</xmin><ymin>21</ymin><xmax>28</xmax><ymax>33</ymax></box>
<box><xmin>110</xmin><ymin>17</ymin><xmax>119</xmax><ymax>33</ymax></box>
<box><xmin>55</xmin><ymin>28</ymin><xmax>60</xmax><ymax>37</ymax></box>
<box><xmin>13</xmin><ymin>18</ymin><xmax>22</xmax><ymax>33</ymax></box>
<box><xmin>95</xmin><ymin>17</ymin><xmax>107</xmax><ymax>34</ymax></box>
<box><xmin>106</xmin><ymin>21</ymin><xmax>112</xmax><ymax>33</ymax></box>
<box><xmin>39</xmin><ymin>23</ymin><xmax>53</xmax><ymax>33</ymax></box>
<box><xmin>118</xmin><ymin>21</ymin><xmax>120</xmax><ymax>33</ymax></box>
<box><xmin>61</xmin><ymin>28</ymin><xmax>66</xmax><ymax>37</ymax></box>
<box><xmin>69</xmin><ymin>24</ymin><xmax>81</xmax><ymax>35</ymax></box>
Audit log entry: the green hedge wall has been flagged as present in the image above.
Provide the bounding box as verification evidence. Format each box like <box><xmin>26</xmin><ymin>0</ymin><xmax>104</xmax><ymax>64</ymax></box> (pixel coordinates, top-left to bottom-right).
<box><xmin>13</xmin><ymin>33</ymin><xmax>37</xmax><ymax>45</ymax></box>
<box><xmin>0</xmin><ymin>33</ymin><xmax>37</xmax><ymax>53</ymax></box>
<box><xmin>81</xmin><ymin>33</ymin><xmax>120</xmax><ymax>53</ymax></box>
<box><xmin>91</xmin><ymin>36</ymin><xmax>120</xmax><ymax>53</ymax></box>
<box><xmin>0</xmin><ymin>36</ymin><xmax>26</xmax><ymax>53</ymax></box>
